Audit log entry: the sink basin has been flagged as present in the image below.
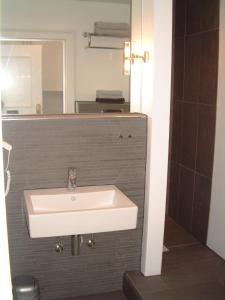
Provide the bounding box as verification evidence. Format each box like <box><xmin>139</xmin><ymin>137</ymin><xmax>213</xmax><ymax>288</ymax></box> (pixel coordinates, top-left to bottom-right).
<box><xmin>24</xmin><ymin>185</ymin><xmax>138</xmax><ymax>238</ymax></box>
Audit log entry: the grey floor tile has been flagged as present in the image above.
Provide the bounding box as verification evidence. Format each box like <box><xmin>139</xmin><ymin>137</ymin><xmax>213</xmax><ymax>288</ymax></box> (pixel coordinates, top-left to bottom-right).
<box><xmin>164</xmin><ymin>217</ymin><xmax>200</xmax><ymax>248</ymax></box>
<box><xmin>62</xmin><ymin>291</ymin><xmax>127</xmax><ymax>300</ymax></box>
<box><xmin>124</xmin><ymin>217</ymin><xmax>225</xmax><ymax>300</ymax></box>
<box><xmin>175</xmin><ymin>282</ymin><xmax>225</xmax><ymax>300</ymax></box>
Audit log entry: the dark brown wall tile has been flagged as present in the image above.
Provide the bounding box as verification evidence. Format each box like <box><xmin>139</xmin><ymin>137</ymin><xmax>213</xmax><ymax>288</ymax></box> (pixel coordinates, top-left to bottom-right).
<box><xmin>168</xmin><ymin>163</ymin><xmax>180</xmax><ymax>221</ymax></box>
<box><xmin>174</xmin><ymin>0</ymin><xmax>187</xmax><ymax>37</ymax></box>
<box><xmin>180</xmin><ymin>103</ymin><xmax>198</xmax><ymax>169</ymax></box>
<box><xmin>187</xmin><ymin>0</ymin><xmax>219</xmax><ymax>34</ymax></box>
<box><xmin>200</xmin><ymin>30</ymin><xmax>219</xmax><ymax>105</ymax></box>
<box><xmin>177</xmin><ymin>167</ymin><xmax>194</xmax><ymax>231</ymax></box>
<box><xmin>186</xmin><ymin>0</ymin><xmax>202</xmax><ymax>34</ymax></box>
<box><xmin>174</xmin><ymin>38</ymin><xmax>185</xmax><ymax>100</ymax></box>
<box><xmin>171</xmin><ymin>101</ymin><xmax>183</xmax><ymax>162</ymax></box>
<box><xmin>196</xmin><ymin>105</ymin><xmax>216</xmax><ymax>178</ymax></box>
<box><xmin>184</xmin><ymin>35</ymin><xmax>201</xmax><ymax>101</ymax></box>
<box><xmin>201</xmin><ymin>0</ymin><xmax>219</xmax><ymax>31</ymax></box>
<box><xmin>192</xmin><ymin>174</ymin><xmax>212</xmax><ymax>243</ymax></box>
<box><xmin>169</xmin><ymin>0</ymin><xmax>219</xmax><ymax>244</ymax></box>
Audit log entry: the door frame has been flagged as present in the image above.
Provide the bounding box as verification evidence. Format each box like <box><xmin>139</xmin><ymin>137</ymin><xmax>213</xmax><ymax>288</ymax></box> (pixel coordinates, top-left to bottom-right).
<box><xmin>0</xmin><ymin>30</ymin><xmax>75</xmax><ymax>113</ymax></box>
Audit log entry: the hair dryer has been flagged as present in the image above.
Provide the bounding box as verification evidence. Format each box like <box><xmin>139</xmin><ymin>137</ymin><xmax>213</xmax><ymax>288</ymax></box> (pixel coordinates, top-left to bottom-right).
<box><xmin>2</xmin><ymin>141</ymin><xmax>12</xmax><ymax>197</ymax></box>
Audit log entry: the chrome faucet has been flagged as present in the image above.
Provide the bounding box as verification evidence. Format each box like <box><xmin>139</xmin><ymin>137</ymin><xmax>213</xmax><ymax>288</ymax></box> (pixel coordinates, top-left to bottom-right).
<box><xmin>68</xmin><ymin>167</ymin><xmax>77</xmax><ymax>190</ymax></box>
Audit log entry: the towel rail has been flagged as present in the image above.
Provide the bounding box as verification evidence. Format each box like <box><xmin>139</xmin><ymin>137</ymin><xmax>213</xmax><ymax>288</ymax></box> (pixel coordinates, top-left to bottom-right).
<box><xmin>83</xmin><ymin>32</ymin><xmax>129</xmax><ymax>50</ymax></box>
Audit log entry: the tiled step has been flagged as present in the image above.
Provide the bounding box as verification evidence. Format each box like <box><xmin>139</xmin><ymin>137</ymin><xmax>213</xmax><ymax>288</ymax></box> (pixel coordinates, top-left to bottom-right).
<box><xmin>123</xmin><ymin>270</ymin><xmax>225</xmax><ymax>300</ymax></box>
<box><xmin>123</xmin><ymin>272</ymin><xmax>142</xmax><ymax>300</ymax></box>
<box><xmin>123</xmin><ymin>271</ymin><xmax>170</xmax><ymax>300</ymax></box>
<box><xmin>123</xmin><ymin>244</ymin><xmax>225</xmax><ymax>300</ymax></box>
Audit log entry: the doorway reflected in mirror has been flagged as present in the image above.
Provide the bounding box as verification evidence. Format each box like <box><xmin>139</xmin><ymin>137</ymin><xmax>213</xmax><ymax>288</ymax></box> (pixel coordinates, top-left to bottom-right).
<box><xmin>1</xmin><ymin>40</ymin><xmax>64</xmax><ymax>115</ymax></box>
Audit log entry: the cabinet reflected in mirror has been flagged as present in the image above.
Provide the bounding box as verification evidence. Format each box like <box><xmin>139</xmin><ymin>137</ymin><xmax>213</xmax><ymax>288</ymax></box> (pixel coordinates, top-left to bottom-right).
<box><xmin>1</xmin><ymin>0</ymin><xmax>131</xmax><ymax>115</ymax></box>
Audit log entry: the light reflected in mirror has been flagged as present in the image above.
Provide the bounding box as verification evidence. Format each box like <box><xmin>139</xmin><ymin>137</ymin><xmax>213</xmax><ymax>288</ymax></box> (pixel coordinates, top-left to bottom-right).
<box><xmin>1</xmin><ymin>0</ymin><xmax>131</xmax><ymax>115</ymax></box>
<box><xmin>1</xmin><ymin>40</ymin><xmax>64</xmax><ymax>115</ymax></box>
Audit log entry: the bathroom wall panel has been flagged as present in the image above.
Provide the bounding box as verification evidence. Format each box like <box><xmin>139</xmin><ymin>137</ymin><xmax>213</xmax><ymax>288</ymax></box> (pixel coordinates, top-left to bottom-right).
<box><xmin>183</xmin><ymin>35</ymin><xmax>201</xmax><ymax>102</ymax></box>
<box><xmin>2</xmin><ymin>114</ymin><xmax>147</xmax><ymax>300</ymax></box>
<box><xmin>192</xmin><ymin>174</ymin><xmax>211</xmax><ymax>243</ymax></box>
<box><xmin>186</xmin><ymin>0</ymin><xmax>201</xmax><ymax>34</ymax></box>
<box><xmin>201</xmin><ymin>0</ymin><xmax>219</xmax><ymax>31</ymax></box>
<box><xmin>3</xmin><ymin>119</ymin><xmax>146</xmax><ymax>165</ymax></box>
<box><xmin>168</xmin><ymin>162</ymin><xmax>180</xmax><ymax>221</ymax></box>
<box><xmin>168</xmin><ymin>0</ymin><xmax>219</xmax><ymax>243</ymax></box>
<box><xmin>177</xmin><ymin>166</ymin><xmax>194</xmax><ymax>232</ymax></box>
<box><xmin>180</xmin><ymin>102</ymin><xmax>198</xmax><ymax>170</ymax></box>
<box><xmin>173</xmin><ymin>38</ymin><xmax>185</xmax><ymax>100</ymax></box>
<box><xmin>171</xmin><ymin>101</ymin><xmax>183</xmax><ymax>162</ymax></box>
<box><xmin>199</xmin><ymin>30</ymin><xmax>219</xmax><ymax>105</ymax></box>
<box><xmin>174</xmin><ymin>0</ymin><xmax>187</xmax><ymax>37</ymax></box>
<box><xmin>196</xmin><ymin>105</ymin><xmax>216</xmax><ymax>178</ymax></box>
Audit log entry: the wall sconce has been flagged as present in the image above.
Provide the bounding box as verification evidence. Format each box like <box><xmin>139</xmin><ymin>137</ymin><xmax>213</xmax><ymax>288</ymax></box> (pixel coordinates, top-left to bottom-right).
<box><xmin>123</xmin><ymin>41</ymin><xmax>149</xmax><ymax>75</ymax></box>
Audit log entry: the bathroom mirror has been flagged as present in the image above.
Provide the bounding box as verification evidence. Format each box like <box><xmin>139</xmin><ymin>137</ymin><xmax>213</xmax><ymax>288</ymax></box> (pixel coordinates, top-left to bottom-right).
<box><xmin>1</xmin><ymin>40</ymin><xmax>64</xmax><ymax>115</ymax></box>
<box><xmin>0</xmin><ymin>0</ymin><xmax>134</xmax><ymax>115</ymax></box>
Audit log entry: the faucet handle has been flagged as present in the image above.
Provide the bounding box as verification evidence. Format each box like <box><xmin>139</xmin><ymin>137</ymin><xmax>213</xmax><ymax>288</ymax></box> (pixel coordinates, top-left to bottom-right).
<box><xmin>68</xmin><ymin>167</ymin><xmax>77</xmax><ymax>190</ymax></box>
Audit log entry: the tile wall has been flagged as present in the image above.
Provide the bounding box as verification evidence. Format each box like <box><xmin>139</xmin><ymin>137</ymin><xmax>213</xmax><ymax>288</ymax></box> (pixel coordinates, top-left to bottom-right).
<box><xmin>2</xmin><ymin>114</ymin><xmax>147</xmax><ymax>300</ymax></box>
<box><xmin>168</xmin><ymin>0</ymin><xmax>219</xmax><ymax>243</ymax></box>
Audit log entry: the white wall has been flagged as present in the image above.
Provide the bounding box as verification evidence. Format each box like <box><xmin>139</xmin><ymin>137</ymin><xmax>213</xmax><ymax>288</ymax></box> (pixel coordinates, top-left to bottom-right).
<box><xmin>0</xmin><ymin>1</ymin><xmax>13</xmax><ymax>291</ymax></box>
<box><xmin>207</xmin><ymin>0</ymin><xmax>225</xmax><ymax>260</ymax></box>
<box><xmin>0</xmin><ymin>128</ymin><xmax>12</xmax><ymax>299</ymax></box>
<box><xmin>1</xmin><ymin>0</ymin><xmax>130</xmax><ymax>103</ymax></box>
<box><xmin>140</xmin><ymin>0</ymin><xmax>173</xmax><ymax>276</ymax></box>
<box><xmin>130</xmin><ymin>0</ymin><xmax>142</xmax><ymax>112</ymax></box>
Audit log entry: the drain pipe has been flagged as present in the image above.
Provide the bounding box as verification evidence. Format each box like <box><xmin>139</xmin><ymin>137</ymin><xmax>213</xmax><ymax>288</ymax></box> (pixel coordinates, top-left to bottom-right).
<box><xmin>71</xmin><ymin>235</ymin><xmax>83</xmax><ymax>256</ymax></box>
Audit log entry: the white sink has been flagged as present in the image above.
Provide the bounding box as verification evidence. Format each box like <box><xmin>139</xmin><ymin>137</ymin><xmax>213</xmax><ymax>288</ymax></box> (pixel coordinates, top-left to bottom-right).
<box><xmin>24</xmin><ymin>185</ymin><xmax>138</xmax><ymax>238</ymax></box>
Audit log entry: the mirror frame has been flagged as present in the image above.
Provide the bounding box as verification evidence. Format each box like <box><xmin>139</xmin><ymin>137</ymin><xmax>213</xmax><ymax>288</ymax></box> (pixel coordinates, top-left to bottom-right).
<box><xmin>0</xmin><ymin>30</ymin><xmax>75</xmax><ymax>113</ymax></box>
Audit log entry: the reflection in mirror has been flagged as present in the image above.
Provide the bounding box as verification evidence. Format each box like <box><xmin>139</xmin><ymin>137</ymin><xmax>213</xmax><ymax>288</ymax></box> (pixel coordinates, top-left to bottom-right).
<box><xmin>1</xmin><ymin>40</ymin><xmax>64</xmax><ymax>115</ymax></box>
<box><xmin>1</xmin><ymin>0</ymin><xmax>131</xmax><ymax>115</ymax></box>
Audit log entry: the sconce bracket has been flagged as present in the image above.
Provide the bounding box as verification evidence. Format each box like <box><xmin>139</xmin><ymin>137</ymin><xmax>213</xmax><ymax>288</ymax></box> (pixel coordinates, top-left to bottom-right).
<box><xmin>131</xmin><ymin>51</ymin><xmax>149</xmax><ymax>63</ymax></box>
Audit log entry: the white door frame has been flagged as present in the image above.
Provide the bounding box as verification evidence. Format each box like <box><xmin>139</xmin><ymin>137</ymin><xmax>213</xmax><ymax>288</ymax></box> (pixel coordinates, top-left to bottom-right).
<box><xmin>140</xmin><ymin>0</ymin><xmax>173</xmax><ymax>276</ymax></box>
